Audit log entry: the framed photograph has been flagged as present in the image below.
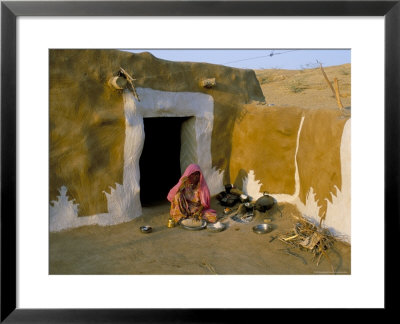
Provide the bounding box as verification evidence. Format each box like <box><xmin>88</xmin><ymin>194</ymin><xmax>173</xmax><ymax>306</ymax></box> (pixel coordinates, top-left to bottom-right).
<box><xmin>1</xmin><ymin>0</ymin><xmax>397</xmax><ymax>321</ymax></box>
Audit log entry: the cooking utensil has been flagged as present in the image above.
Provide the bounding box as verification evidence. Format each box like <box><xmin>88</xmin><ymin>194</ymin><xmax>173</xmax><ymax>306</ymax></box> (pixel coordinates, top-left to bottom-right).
<box><xmin>252</xmin><ymin>223</ymin><xmax>273</xmax><ymax>234</ymax></box>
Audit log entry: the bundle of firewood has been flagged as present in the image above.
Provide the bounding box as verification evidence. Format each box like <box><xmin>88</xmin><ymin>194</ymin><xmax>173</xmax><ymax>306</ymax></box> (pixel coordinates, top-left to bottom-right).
<box><xmin>277</xmin><ymin>214</ymin><xmax>336</xmax><ymax>272</ymax></box>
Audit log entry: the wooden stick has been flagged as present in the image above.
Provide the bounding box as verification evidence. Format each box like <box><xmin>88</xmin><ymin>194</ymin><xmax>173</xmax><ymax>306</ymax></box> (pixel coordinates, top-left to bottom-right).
<box><xmin>319</xmin><ymin>211</ymin><xmax>326</xmax><ymax>228</ymax></box>
<box><xmin>119</xmin><ymin>67</ymin><xmax>140</xmax><ymax>101</ymax></box>
<box><xmin>316</xmin><ymin>253</ymin><xmax>323</xmax><ymax>266</ymax></box>
<box><xmin>282</xmin><ymin>234</ymin><xmax>299</xmax><ymax>241</ymax></box>
<box><xmin>202</xmin><ymin>259</ymin><xmax>217</xmax><ymax>274</ymax></box>
<box><xmin>333</xmin><ymin>78</ymin><xmax>344</xmax><ymax>110</ymax></box>
<box><xmin>321</xmin><ymin>249</ymin><xmax>335</xmax><ymax>274</ymax></box>
<box><xmin>319</xmin><ymin>63</ymin><xmax>336</xmax><ymax>97</ymax></box>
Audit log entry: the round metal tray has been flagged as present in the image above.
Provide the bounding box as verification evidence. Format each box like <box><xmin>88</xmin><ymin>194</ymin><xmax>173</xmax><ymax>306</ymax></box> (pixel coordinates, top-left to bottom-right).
<box><xmin>207</xmin><ymin>221</ymin><xmax>227</xmax><ymax>233</ymax></box>
<box><xmin>180</xmin><ymin>219</ymin><xmax>207</xmax><ymax>231</ymax></box>
<box><xmin>252</xmin><ymin>223</ymin><xmax>272</xmax><ymax>234</ymax></box>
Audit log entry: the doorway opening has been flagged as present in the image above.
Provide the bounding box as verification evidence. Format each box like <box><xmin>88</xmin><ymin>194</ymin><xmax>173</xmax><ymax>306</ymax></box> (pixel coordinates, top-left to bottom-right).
<box><xmin>139</xmin><ymin>117</ymin><xmax>189</xmax><ymax>206</ymax></box>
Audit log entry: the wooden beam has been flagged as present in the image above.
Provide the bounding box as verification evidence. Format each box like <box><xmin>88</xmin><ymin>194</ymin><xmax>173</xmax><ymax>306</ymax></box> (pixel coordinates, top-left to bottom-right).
<box><xmin>319</xmin><ymin>63</ymin><xmax>336</xmax><ymax>97</ymax></box>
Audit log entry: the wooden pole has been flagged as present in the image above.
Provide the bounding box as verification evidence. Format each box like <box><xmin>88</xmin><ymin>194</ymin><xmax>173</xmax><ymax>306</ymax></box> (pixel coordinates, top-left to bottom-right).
<box><xmin>119</xmin><ymin>67</ymin><xmax>140</xmax><ymax>101</ymax></box>
<box><xmin>319</xmin><ymin>63</ymin><xmax>336</xmax><ymax>97</ymax></box>
<box><xmin>333</xmin><ymin>78</ymin><xmax>344</xmax><ymax>110</ymax></box>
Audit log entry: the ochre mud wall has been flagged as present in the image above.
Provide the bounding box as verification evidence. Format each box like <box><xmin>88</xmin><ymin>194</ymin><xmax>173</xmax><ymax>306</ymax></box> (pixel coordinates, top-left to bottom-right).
<box><xmin>230</xmin><ymin>104</ymin><xmax>348</xmax><ymax>218</ymax></box>
<box><xmin>230</xmin><ymin>105</ymin><xmax>303</xmax><ymax>193</ymax></box>
<box><xmin>50</xmin><ymin>49</ymin><xmax>264</xmax><ymax>216</ymax></box>
<box><xmin>297</xmin><ymin>109</ymin><xmax>348</xmax><ymax>217</ymax></box>
<box><xmin>50</xmin><ymin>51</ymin><xmax>126</xmax><ymax>216</ymax></box>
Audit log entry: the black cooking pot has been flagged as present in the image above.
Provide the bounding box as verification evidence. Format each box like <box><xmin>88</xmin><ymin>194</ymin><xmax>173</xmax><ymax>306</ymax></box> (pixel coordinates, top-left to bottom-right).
<box><xmin>224</xmin><ymin>184</ymin><xmax>234</xmax><ymax>193</ymax></box>
<box><xmin>255</xmin><ymin>193</ymin><xmax>275</xmax><ymax>212</ymax></box>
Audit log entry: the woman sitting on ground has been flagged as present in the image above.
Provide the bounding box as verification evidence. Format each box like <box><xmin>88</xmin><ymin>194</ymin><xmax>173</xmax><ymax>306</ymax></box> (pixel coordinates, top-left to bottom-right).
<box><xmin>167</xmin><ymin>164</ymin><xmax>217</xmax><ymax>224</ymax></box>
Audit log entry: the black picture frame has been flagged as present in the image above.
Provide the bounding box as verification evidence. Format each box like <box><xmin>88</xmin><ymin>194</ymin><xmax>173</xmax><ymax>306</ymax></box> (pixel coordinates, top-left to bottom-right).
<box><xmin>1</xmin><ymin>0</ymin><xmax>398</xmax><ymax>321</ymax></box>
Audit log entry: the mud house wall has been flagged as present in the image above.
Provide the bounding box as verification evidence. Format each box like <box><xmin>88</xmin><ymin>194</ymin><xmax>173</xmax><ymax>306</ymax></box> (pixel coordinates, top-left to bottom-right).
<box><xmin>230</xmin><ymin>104</ymin><xmax>351</xmax><ymax>240</ymax></box>
<box><xmin>50</xmin><ymin>49</ymin><xmax>265</xmax><ymax>219</ymax></box>
<box><xmin>49</xmin><ymin>51</ymin><xmax>126</xmax><ymax>217</ymax></box>
<box><xmin>297</xmin><ymin>108</ymin><xmax>349</xmax><ymax>217</ymax></box>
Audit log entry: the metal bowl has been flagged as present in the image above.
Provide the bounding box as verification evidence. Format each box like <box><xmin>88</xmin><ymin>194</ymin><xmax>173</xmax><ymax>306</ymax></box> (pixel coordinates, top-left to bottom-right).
<box><xmin>207</xmin><ymin>221</ymin><xmax>227</xmax><ymax>233</ymax></box>
<box><xmin>180</xmin><ymin>219</ymin><xmax>207</xmax><ymax>231</ymax></box>
<box><xmin>252</xmin><ymin>223</ymin><xmax>272</xmax><ymax>234</ymax></box>
<box><xmin>139</xmin><ymin>225</ymin><xmax>152</xmax><ymax>234</ymax></box>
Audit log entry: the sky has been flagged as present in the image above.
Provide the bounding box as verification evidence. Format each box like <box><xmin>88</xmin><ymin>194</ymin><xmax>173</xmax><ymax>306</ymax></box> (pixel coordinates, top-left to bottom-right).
<box><xmin>121</xmin><ymin>49</ymin><xmax>350</xmax><ymax>70</ymax></box>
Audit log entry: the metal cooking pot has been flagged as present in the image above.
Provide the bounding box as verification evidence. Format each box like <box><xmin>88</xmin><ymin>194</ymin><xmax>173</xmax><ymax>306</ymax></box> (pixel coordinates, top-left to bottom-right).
<box><xmin>255</xmin><ymin>192</ymin><xmax>275</xmax><ymax>212</ymax></box>
<box><xmin>224</xmin><ymin>184</ymin><xmax>234</xmax><ymax>193</ymax></box>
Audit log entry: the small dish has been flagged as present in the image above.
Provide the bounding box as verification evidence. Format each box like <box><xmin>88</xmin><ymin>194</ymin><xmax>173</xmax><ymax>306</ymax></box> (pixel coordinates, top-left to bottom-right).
<box><xmin>139</xmin><ymin>226</ymin><xmax>152</xmax><ymax>234</ymax></box>
<box><xmin>207</xmin><ymin>221</ymin><xmax>227</xmax><ymax>233</ymax></box>
<box><xmin>252</xmin><ymin>224</ymin><xmax>272</xmax><ymax>234</ymax></box>
<box><xmin>180</xmin><ymin>219</ymin><xmax>207</xmax><ymax>231</ymax></box>
<box><xmin>231</xmin><ymin>212</ymin><xmax>254</xmax><ymax>224</ymax></box>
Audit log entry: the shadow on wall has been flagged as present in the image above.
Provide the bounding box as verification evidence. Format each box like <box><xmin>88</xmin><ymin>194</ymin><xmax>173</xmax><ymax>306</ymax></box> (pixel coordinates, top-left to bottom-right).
<box><xmin>233</xmin><ymin>168</ymin><xmax>249</xmax><ymax>189</ymax></box>
<box><xmin>211</xmin><ymin>100</ymin><xmax>242</xmax><ymax>185</ymax></box>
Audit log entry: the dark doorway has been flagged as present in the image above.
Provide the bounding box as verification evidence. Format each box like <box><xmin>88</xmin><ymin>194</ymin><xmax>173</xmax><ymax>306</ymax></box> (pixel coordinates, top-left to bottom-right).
<box><xmin>139</xmin><ymin>117</ymin><xmax>189</xmax><ymax>206</ymax></box>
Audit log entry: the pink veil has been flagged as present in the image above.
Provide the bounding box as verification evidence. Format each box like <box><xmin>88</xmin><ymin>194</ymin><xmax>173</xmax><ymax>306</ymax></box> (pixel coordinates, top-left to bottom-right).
<box><xmin>167</xmin><ymin>164</ymin><xmax>211</xmax><ymax>208</ymax></box>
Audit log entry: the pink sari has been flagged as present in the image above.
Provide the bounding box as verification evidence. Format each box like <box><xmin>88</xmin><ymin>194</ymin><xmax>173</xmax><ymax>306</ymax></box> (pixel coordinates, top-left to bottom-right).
<box><xmin>167</xmin><ymin>164</ymin><xmax>217</xmax><ymax>223</ymax></box>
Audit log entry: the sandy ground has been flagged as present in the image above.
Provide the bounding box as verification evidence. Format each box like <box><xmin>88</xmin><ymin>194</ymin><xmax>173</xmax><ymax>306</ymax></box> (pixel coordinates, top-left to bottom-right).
<box><xmin>49</xmin><ymin>198</ymin><xmax>351</xmax><ymax>275</ymax></box>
